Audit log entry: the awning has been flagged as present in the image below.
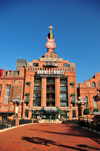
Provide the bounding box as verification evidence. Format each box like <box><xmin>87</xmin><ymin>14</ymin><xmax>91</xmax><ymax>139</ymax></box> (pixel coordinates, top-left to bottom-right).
<box><xmin>25</xmin><ymin>93</ymin><xmax>30</xmax><ymax>96</ymax></box>
<box><xmin>70</xmin><ymin>82</ymin><xmax>75</xmax><ymax>85</ymax></box>
<box><xmin>0</xmin><ymin>112</ymin><xmax>15</xmax><ymax>114</ymax></box>
<box><xmin>91</xmin><ymin>112</ymin><xmax>100</xmax><ymax>115</ymax></box>
<box><xmin>25</xmin><ymin>100</ymin><xmax>29</xmax><ymax>103</ymax></box>
<box><xmin>71</xmin><ymin>93</ymin><xmax>75</xmax><ymax>96</ymax></box>
<box><xmin>94</xmin><ymin>109</ymin><xmax>98</xmax><ymax>112</ymax></box>
<box><xmin>26</xmin><ymin>82</ymin><xmax>31</xmax><ymax>84</ymax></box>
<box><xmin>84</xmin><ymin>109</ymin><xmax>90</xmax><ymax>114</ymax></box>
<box><xmin>71</xmin><ymin>100</ymin><xmax>75</xmax><ymax>103</ymax></box>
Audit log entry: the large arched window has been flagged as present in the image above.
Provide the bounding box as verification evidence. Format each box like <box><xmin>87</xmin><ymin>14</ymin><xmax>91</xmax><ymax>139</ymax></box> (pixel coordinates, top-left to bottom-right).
<box><xmin>93</xmin><ymin>96</ymin><xmax>97</xmax><ymax>107</ymax></box>
<box><xmin>92</xmin><ymin>82</ymin><xmax>95</xmax><ymax>87</ymax></box>
<box><xmin>84</xmin><ymin>96</ymin><xmax>88</xmax><ymax>107</ymax></box>
<box><xmin>33</xmin><ymin>63</ymin><xmax>39</xmax><ymax>67</ymax></box>
<box><xmin>63</xmin><ymin>63</ymin><xmax>68</xmax><ymax>67</ymax></box>
<box><xmin>98</xmin><ymin>81</ymin><xmax>100</xmax><ymax>87</ymax></box>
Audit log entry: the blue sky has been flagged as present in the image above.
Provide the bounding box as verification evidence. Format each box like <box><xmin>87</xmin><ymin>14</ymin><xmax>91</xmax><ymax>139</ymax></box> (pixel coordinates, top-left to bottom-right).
<box><xmin>0</xmin><ymin>0</ymin><xmax>100</xmax><ymax>83</ymax></box>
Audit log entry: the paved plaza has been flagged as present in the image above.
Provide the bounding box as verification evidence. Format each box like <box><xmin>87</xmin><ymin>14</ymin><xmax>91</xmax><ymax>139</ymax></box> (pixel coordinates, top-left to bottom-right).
<box><xmin>0</xmin><ymin>123</ymin><xmax>100</xmax><ymax>151</ymax></box>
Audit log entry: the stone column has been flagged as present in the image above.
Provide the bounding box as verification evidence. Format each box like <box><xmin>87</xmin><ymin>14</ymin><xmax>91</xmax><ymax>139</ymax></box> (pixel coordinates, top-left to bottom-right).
<box><xmin>55</xmin><ymin>77</ymin><xmax>60</xmax><ymax>107</ymax></box>
<box><xmin>41</xmin><ymin>77</ymin><xmax>46</xmax><ymax>107</ymax></box>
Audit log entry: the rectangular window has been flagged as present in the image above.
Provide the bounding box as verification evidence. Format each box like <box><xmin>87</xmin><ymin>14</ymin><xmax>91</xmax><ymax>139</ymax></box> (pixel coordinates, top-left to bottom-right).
<box><xmin>93</xmin><ymin>96</ymin><xmax>97</xmax><ymax>107</ymax></box>
<box><xmin>26</xmin><ymin>95</ymin><xmax>29</xmax><ymax>100</ymax></box>
<box><xmin>0</xmin><ymin>85</ymin><xmax>2</xmax><ymax>95</ymax></box>
<box><xmin>50</xmin><ymin>54</ymin><xmax>52</xmax><ymax>58</ymax></box>
<box><xmin>72</xmin><ymin>110</ymin><xmax>76</xmax><ymax>118</ymax></box>
<box><xmin>49</xmin><ymin>62</ymin><xmax>52</xmax><ymax>65</ymax></box>
<box><xmin>60</xmin><ymin>86</ymin><xmax>66</xmax><ymax>91</ymax></box>
<box><xmin>60</xmin><ymin>93</ymin><xmax>67</xmax><ymax>100</ymax></box>
<box><xmin>46</xmin><ymin>62</ymin><xmax>48</xmax><ymax>65</ymax></box>
<box><xmin>72</xmin><ymin>96</ymin><xmax>75</xmax><ymax>100</ymax></box>
<box><xmin>33</xmin><ymin>101</ymin><xmax>41</xmax><ymax>106</ymax></box>
<box><xmin>33</xmin><ymin>93</ymin><xmax>41</xmax><ymax>100</ymax></box>
<box><xmin>8</xmin><ymin>71</ymin><xmax>11</xmax><ymax>76</ymax></box>
<box><xmin>60</xmin><ymin>102</ymin><xmax>67</xmax><ymax>107</ymax></box>
<box><xmin>46</xmin><ymin>55</ymin><xmax>48</xmax><ymax>58</ymax></box>
<box><xmin>4</xmin><ymin>85</ymin><xmax>10</xmax><ymax>104</ymax></box>
<box><xmin>71</xmin><ymin>85</ymin><xmax>74</xmax><ymax>88</ymax></box>
<box><xmin>54</xmin><ymin>55</ymin><xmax>56</xmax><ymax>58</ymax></box>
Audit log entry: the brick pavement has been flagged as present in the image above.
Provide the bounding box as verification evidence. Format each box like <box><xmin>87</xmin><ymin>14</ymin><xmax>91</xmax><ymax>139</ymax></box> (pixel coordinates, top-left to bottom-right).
<box><xmin>0</xmin><ymin>123</ymin><xmax>100</xmax><ymax>151</ymax></box>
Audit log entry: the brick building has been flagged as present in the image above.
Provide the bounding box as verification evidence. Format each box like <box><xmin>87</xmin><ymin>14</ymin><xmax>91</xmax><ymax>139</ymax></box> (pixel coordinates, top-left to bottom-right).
<box><xmin>23</xmin><ymin>26</ymin><xmax>78</xmax><ymax>120</ymax></box>
<box><xmin>0</xmin><ymin>26</ymin><xmax>100</xmax><ymax>121</ymax></box>
<box><xmin>0</xmin><ymin>65</ymin><xmax>25</xmax><ymax>120</ymax></box>
<box><xmin>78</xmin><ymin>72</ymin><xmax>100</xmax><ymax>119</ymax></box>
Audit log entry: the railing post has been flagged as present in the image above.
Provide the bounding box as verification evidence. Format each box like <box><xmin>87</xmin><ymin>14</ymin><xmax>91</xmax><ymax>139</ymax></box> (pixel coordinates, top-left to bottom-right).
<box><xmin>15</xmin><ymin>118</ymin><xmax>19</xmax><ymax>127</ymax></box>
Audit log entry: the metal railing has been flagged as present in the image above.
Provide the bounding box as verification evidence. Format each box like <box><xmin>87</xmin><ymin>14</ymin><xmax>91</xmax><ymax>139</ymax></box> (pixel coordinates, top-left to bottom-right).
<box><xmin>19</xmin><ymin>119</ymin><xmax>32</xmax><ymax>125</ymax></box>
<box><xmin>0</xmin><ymin>119</ymin><xmax>15</xmax><ymax>130</ymax></box>
<box><xmin>80</xmin><ymin>120</ymin><xmax>100</xmax><ymax>132</ymax></box>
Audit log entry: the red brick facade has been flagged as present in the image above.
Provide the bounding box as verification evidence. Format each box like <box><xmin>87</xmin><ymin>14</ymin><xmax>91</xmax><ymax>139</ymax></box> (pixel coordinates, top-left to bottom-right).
<box><xmin>0</xmin><ymin>26</ymin><xmax>100</xmax><ymax>120</ymax></box>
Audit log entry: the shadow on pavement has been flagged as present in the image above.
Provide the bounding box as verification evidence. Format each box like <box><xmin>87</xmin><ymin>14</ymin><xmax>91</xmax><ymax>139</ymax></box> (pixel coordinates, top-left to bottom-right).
<box><xmin>77</xmin><ymin>144</ymin><xmax>100</xmax><ymax>150</ymax></box>
<box><xmin>29</xmin><ymin>124</ymin><xmax>100</xmax><ymax>145</ymax></box>
<box><xmin>22</xmin><ymin>136</ymin><xmax>87</xmax><ymax>151</ymax></box>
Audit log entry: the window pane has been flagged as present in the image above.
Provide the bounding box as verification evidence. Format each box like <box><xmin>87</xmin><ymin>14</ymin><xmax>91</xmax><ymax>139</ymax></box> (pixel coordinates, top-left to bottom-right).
<box><xmin>92</xmin><ymin>82</ymin><xmax>95</xmax><ymax>87</ymax></box>
<box><xmin>50</xmin><ymin>54</ymin><xmax>52</xmax><ymax>58</ymax></box>
<box><xmin>4</xmin><ymin>86</ymin><xmax>10</xmax><ymax>104</ymax></box>
<box><xmin>72</xmin><ymin>96</ymin><xmax>75</xmax><ymax>100</ymax></box>
<box><xmin>9</xmin><ymin>71</ymin><xmax>11</xmax><ymax>76</ymax></box>
<box><xmin>0</xmin><ymin>85</ymin><xmax>2</xmax><ymax>93</ymax></box>
<box><xmin>98</xmin><ymin>81</ymin><xmax>100</xmax><ymax>87</ymax></box>
<box><xmin>26</xmin><ymin>96</ymin><xmax>29</xmax><ymax>100</ymax></box>
<box><xmin>49</xmin><ymin>62</ymin><xmax>52</xmax><ymax>65</ymax></box>
<box><xmin>33</xmin><ymin>63</ymin><xmax>39</xmax><ymax>67</ymax></box>
<box><xmin>60</xmin><ymin>102</ymin><xmax>67</xmax><ymax>107</ymax></box>
<box><xmin>72</xmin><ymin>110</ymin><xmax>76</xmax><ymax>118</ymax></box>
<box><xmin>71</xmin><ymin>85</ymin><xmax>74</xmax><ymax>88</ymax></box>
<box><xmin>93</xmin><ymin>96</ymin><xmax>97</xmax><ymax>107</ymax></box>
<box><xmin>60</xmin><ymin>93</ymin><xmax>67</xmax><ymax>100</ymax></box>
<box><xmin>60</xmin><ymin>87</ymin><xmax>66</xmax><ymax>91</ymax></box>
<box><xmin>84</xmin><ymin>96</ymin><xmax>88</xmax><ymax>107</ymax></box>
<box><xmin>63</xmin><ymin>63</ymin><xmax>68</xmax><ymax>67</ymax></box>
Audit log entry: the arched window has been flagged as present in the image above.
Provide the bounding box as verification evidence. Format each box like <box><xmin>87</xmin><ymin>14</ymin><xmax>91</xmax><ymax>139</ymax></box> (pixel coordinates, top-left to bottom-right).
<box><xmin>65</xmin><ymin>69</ymin><xmax>66</xmax><ymax>72</ymax></box>
<box><xmin>50</xmin><ymin>54</ymin><xmax>52</xmax><ymax>58</ymax></box>
<box><xmin>70</xmin><ymin>69</ymin><xmax>71</xmax><ymax>72</ymax></box>
<box><xmin>93</xmin><ymin>96</ymin><xmax>97</xmax><ymax>107</ymax></box>
<box><xmin>92</xmin><ymin>82</ymin><xmax>95</xmax><ymax>87</ymax></box>
<box><xmin>98</xmin><ymin>81</ymin><xmax>100</xmax><ymax>87</ymax></box>
<box><xmin>72</xmin><ymin>69</ymin><xmax>74</xmax><ymax>72</ymax></box>
<box><xmin>33</xmin><ymin>63</ymin><xmax>39</xmax><ymax>67</ymax></box>
<box><xmin>84</xmin><ymin>96</ymin><xmax>88</xmax><ymax>107</ymax></box>
<box><xmin>63</xmin><ymin>63</ymin><xmax>68</xmax><ymax>67</ymax></box>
